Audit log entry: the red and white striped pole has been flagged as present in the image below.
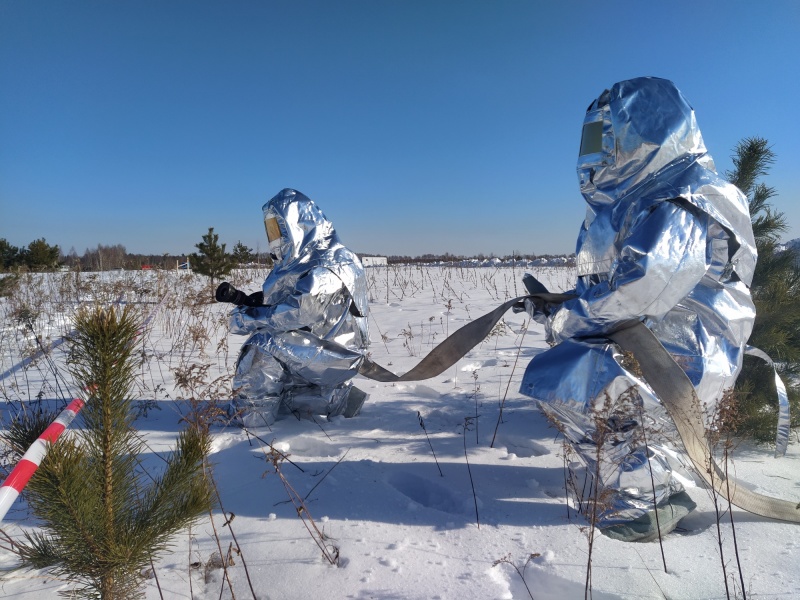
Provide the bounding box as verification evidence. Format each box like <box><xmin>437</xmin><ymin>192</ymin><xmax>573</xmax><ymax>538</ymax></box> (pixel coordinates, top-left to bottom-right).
<box><xmin>0</xmin><ymin>398</ymin><xmax>85</xmax><ymax>522</ymax></box>
<box><xmin>0</xmin><ymin>292</ymin><xmax>171</xmax><ymax>522</ymax></box>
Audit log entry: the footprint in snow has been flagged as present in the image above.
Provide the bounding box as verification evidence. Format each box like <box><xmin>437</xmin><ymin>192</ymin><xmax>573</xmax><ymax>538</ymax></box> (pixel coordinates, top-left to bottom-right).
<box><xmin>460</xmin><ymin>359</ymin><xmax>499</xmax><ymax>371</ymax></box>
<box><xmin>387</xmin><ymin>472</ymin><xmax>471</xmax><ymax>515</ymax></box>
<box><xmin>280</xmin><ymin>436</ymin><xmax>341</xmax><ymax>458</ymax></box>
<box><xmin>395</xmin><ymin>383</ymin><xmax>441</xmax><ymax>399</ymax></box>
<box><xmin>494</xmin><ymin>433</ymin><xmax>549</xmax><ymax>458</ymax></box>
<box><xmin>209</xmin><ymin>433</ymin><xmax>241</xmax><ymax>455</ymax></box>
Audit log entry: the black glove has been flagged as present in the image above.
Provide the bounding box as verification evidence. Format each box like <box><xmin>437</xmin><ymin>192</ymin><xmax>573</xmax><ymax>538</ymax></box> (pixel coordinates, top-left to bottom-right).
<box><xmin>216</xmin><ymin>282</ymin><xmax>265</xmax><ymax>307</ymax></box>
<box><xmin>522</xmin><ymin>273</ymin><xmax>549</xmax><ymax>295</ymax></box>
<box><xmin>243</xmin><ymin>291</ymin><xmax>265</xmax><ymax>307</ymax></box>
<box><xmin>215</xmin><ymin>282</ymin><xmax>245</xmax><ymax>305</ymax></box>
<box><xmin>512</xmin><ymin>273</ymin><xmax>550</xmax><ymax>316</ymax></box>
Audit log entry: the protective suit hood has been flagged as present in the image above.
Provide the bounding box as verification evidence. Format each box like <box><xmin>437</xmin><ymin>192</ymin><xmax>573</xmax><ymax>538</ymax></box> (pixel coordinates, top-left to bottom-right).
<box><xmin>578</xmin><ymin>77</ymin><xmax>709</xmax><ymax>207</ymax></box>
<box><xmin>577</xmin><ymin>76</ymin><xmax>756</xmax><ymax>283</ymax></box>
<box><xmin>262</xmin><ymin>189</ymin><xmax>369</xmax><ymax>317</ymax></box>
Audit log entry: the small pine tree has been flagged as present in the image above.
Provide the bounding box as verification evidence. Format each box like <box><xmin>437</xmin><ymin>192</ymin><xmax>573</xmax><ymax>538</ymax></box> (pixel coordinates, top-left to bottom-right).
<box><xmin>12</xmin><ymin>305</ymin><xmax>212</xmax><ymax>599</ymax></box>
<box><xmin>729</xmin><ymin>137</ymin><xmax>800</xmax><ymax>441</ymax></box>
<box><xmin>232</xmin><ymin>241</ymin><xmax>254</xmax><ymax>265</ymax></box>
<box><xmin>22</xmin><ymin>238</ymin><xmax>61</xmax><ymax>272</ymax></box>
<box><xmin>0</xmin><ymin>238</ymin><xmax>22</xmax><ymax>271</ymax></box>
<box><xmin>190</xmin><ymin>227</ymin><xmax>236</xmax><ymax>291</ymax></box>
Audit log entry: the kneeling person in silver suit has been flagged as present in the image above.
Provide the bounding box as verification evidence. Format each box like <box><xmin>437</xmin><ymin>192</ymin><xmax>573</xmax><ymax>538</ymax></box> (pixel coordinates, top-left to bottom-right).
<box><xmin>216</xmin><ymin>188</ymin><xmax>370</xmax><ymax>428</ymax></box>
<box><xmin>519</xmin><ymin>77</ymin><xmax>758</xmax><ymax>542</ymax></box>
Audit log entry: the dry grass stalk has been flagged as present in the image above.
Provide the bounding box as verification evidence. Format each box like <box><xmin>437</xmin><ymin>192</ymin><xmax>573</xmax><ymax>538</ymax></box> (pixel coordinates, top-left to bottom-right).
<box><xmin>492</xmin><ymin>552</ymin><xmax>540</xmax><ymax>600</ymax></box>
<box><xmin>266</xmin><ymin>447</ymin><xmax>341</xmax><ymax>566</ymax></box>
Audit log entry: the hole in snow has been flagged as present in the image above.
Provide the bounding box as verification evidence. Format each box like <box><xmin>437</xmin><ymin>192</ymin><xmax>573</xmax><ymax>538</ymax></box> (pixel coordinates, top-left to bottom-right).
<box><xmin>387</xmin><ymin>472</ymin><xmax>470</xmax><ymax>515</ymax></box>
<box><xmin>283</xmin><ymin>436</ymin><xmax>341</xmax><ymax>457</ymax></box>
<box><xmin>495</xmin><ymin>434</ymin><xmax>549</xmax><ymax>458</ymax></box>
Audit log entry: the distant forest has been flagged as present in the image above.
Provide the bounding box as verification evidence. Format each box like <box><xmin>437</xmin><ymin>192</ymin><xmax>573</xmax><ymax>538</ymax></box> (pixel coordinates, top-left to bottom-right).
<box><xmin>2</xmin><ymin>237</ymin><xmax>577</xmax><ymax>273</ymax></box>
<box><xmin>378</xmin><ymin>251</ymin><xmax>574</xmax><ymax>265</ymax></box>
<box><xmin>0</xmin><ymin>239</ymin><xmax>262</xmax><ymax>272</ymax></box>
<box><xmin>60</xmin><ymin>244</ymin><xmax>275</xmax><ymax>271</ymax></box>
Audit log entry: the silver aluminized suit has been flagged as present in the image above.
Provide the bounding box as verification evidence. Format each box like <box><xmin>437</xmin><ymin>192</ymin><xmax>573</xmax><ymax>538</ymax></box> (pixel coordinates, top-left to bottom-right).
<box><xmin>229</xmin><ymin>189</ymin><xmax>370</xmax><ymax>427</ymax></box>
<box><xmin>519</xmin><ymin>77</ymin><xmax>758</xmax><ymax>533</ymax></box>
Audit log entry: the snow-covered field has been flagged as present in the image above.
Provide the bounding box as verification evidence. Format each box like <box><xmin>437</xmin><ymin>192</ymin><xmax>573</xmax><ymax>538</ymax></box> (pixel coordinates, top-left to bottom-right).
<box><xmin>1</xmin><ymin>266</ymin><xmax>799</xmax><ymax>599</ymax></box>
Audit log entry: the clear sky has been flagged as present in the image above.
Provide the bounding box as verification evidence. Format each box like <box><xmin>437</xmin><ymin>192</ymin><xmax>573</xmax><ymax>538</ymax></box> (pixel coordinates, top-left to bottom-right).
<box><xmin>1</xmin><ymin>1</ymin><xmax>799</xmax><ymax>258</ymax></box>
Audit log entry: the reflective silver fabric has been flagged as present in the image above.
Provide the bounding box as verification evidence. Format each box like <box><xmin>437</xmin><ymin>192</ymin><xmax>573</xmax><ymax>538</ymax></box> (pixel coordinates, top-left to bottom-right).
<box><xmin>230</xmin><ymin>189</ymin><xmax>369</xmax><ymax>427</ymax></box>
<box><xmin>520</xmin><ymin>77</ymin><xmax>758</xmax><ymax>527</ymax></box>
<box><xmin>745</xmin><ymin>346</ymin><xmax>790</xmax><ymax>456</ymax></box>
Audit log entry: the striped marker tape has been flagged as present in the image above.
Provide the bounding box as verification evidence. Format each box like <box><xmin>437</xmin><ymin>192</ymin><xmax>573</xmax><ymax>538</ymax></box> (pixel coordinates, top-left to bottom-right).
<box><xmin>0</xmin><ymin>291</ymin><xmax>171</xmax><ymax>522</ymax></box>
<box><xmin>0</xmin><ymin>398</ymin><xmax>85</xmax><ymax>522</ymax></box>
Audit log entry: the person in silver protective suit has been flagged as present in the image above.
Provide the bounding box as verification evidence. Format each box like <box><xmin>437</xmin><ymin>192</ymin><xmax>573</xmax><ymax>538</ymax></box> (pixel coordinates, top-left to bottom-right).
<box><xmin>215</xmin><ymin>188</ymin><xmax>370</xmax><ymax>428</ymax></box>
<box><xmin>519</xmin><ymin>77</ymin><xmax>758</xmax><ymax>542</ymax></box>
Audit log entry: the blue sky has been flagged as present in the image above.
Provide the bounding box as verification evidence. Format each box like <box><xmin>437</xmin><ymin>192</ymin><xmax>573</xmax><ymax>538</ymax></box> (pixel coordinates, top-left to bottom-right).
<box><xmin>2</xmin><ymin>1</ymin><xmax>799</xmax><ymax>258</ymax></box>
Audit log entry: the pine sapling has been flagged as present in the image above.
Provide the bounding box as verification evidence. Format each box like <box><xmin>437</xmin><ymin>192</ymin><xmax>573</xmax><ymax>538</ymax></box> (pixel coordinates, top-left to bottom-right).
<box><xmin>12</xmin><ymin>305</ymin><xmax>213</xmax><ymax>600</ymax></box>
<box><xmin>729</xmin><ymin>138</ymin><xmax>800</xmax><ymax>441</ymax></box>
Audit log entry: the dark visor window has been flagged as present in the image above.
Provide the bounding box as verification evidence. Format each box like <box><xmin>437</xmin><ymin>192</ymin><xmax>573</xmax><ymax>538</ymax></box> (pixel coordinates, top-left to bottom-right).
<box><xmin>579</xmin><ymin>121</ymin><xmax>603</xmax><ymax>156</ymax></box>
<box><xmin>265</xmin><ymin>217</ymin><xmax>281</xmax><ymax>242</ymax></box>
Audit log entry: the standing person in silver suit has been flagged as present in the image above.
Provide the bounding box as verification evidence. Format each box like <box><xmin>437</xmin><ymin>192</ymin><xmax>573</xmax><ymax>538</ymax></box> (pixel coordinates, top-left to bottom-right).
<box><xmin>519</xmin><ymin>77</ymin><xmax>758</xmax><ymax>541</ymax></box>
<box><xmin>216</xmin><ymin>188</ymin><xmax>370</xmax><ymax>428</ymax></box>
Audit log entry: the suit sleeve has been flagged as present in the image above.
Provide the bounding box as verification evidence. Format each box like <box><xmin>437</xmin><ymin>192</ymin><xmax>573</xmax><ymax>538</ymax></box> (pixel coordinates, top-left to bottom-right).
<box><xmin>229</xmin><ymin>267</ymin><xmax>348</xmax><ymax>335</ymax></box>
<box><xmin>547</xmin><ymin>201</ymin><xmax>709</xmax><ymax>343</ymax></box>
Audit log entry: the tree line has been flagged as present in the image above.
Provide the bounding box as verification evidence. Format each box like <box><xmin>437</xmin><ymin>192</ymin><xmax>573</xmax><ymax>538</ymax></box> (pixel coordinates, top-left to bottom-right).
<box><xmin>1</xmin><ymin>236</ymin><xmax>575</xmax><ymax>274</ymax></box>
<box><xmin>380</xmin><ymin>251</ymin><xmax>576</xmax><ymax>265</ymax></box>
<box><xmin>0</xmin><ymin>238</ymin><xmax>271</xmax><ymax>273</ymax></box>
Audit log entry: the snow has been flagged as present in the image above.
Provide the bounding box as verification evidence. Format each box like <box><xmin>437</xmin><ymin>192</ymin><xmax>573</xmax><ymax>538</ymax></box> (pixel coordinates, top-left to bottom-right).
<box><xmin>2</xmin><ymin>265</ymin><xmax>800</xmax><ymax>599</ymax></box>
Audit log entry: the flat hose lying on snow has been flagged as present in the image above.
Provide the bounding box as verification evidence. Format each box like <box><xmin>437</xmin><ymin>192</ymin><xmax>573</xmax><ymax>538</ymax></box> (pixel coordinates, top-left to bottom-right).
<box><xmin>359</xmin><ymin>293</ymin><xmax>800</xmax><ymax>522</ymax></box>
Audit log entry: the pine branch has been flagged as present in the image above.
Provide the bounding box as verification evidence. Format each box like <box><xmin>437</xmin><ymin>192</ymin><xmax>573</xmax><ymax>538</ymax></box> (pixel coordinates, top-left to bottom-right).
<box><xmin>726</xmin><ymin>137</ymin><xmax>774</xmax><ymax>197</ymax></box>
